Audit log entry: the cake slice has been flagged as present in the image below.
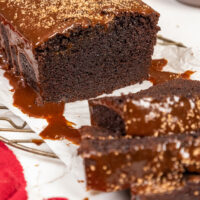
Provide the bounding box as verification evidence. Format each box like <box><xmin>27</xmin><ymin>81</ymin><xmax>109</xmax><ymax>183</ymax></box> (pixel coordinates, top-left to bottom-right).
<box><xmin>0</xmin><ymin>0</ymin><xmax>159</xmax><ymax>102</ymax></box>
<box><xmin>89</xmin><ymin>79</ymin><xmax>200</xmax><ymax>136</ymax></box>
<box><xmin>131</xmin><ymin>175</ymin><xmax>200</xmax><ymax>200</ymax></box>
<box><xmin>78</xmin><ymin>126</ymin><xmax>200</xmax><ymax>192</ymax></box>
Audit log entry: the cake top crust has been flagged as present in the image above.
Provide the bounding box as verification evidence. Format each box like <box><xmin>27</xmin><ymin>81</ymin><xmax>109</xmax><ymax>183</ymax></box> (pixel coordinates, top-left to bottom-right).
<box><xmin>0</xmin><ymin>0</ymin><xmax>156</xmax><ymax>47</ymax></box>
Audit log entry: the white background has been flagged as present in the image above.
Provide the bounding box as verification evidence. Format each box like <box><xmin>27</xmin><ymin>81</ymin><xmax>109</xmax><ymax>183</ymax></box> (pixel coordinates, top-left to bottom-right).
<box><xmin>144</xmin><ymin>0</ymin><xmax>200</xmax><ymax>48</ymax></box>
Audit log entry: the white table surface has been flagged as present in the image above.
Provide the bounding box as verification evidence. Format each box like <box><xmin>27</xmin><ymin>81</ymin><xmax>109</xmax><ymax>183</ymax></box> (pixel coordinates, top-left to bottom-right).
<box><xmin>144</xmin><ymin>0</ymin><xmax>200</xmax><ymax>48</ymax></box>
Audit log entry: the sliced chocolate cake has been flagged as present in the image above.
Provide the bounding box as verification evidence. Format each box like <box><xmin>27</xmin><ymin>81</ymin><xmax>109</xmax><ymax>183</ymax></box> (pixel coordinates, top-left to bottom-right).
<box><xmin>131</xmin><ymin>175</ymin><xmax>200</xmax><ymax>200</ymax></box>
<box><xmin>0</xmin><ymin>0</ymin><xmax>159</xmax><ymax>102</ymax></box>
<box><xmin>78</xmin><ymin>126</ymin><xmax>200</xmax><ymax>192</ymax></box>
<box><xmin>89</xmin><ymin>79</ymin><xmax>200</xmax><ymax>136</ymax></box>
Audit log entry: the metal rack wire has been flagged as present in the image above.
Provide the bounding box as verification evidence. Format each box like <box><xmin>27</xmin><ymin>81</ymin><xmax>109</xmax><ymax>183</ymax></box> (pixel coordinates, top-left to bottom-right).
<box><xmin>0</xmin><ymin>36</ymin><xmax>186</xmax><ymax>159</ymax></box>
<box><xmin>157</xmin><ymin>35</ymin><xmax>186</xmax><ymax>48</ymax></box>
<box><xmin>0</xmin><ymin>106</ymin><xmax>58</xmax><ymax>158</ymax></box>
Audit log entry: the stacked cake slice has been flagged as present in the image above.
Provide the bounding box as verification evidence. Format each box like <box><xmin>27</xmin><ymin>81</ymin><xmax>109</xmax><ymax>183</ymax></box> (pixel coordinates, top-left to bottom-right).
<box><xmin>79</xmin><ymin>79</ymin><xmax>200</xmax><ymax>199</ymax></box>
<box><xmin>89</xmin><ymin>79</ymin><xmax>200</xmax><ymax>136</ymax></box>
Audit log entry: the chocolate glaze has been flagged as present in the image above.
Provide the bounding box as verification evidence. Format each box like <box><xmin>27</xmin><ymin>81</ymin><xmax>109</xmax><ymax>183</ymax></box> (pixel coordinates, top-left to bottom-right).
<box><xmin>0</xmin><ymin>15</ymin><xmax>40</xmax><ymax>82</ymax></box>
<box><xmin>131</xmin><ymin>175</ymin><xmax>200</xmax><ymax>200</ymax></box>
<box><xmin>149</xmin><ymin>59</ymin><xmax>194</xmax><ymax>85</ymax></box>
<box><xmin>120</xmin><ymin>96</ymin><xmax>200</xmax><ymax>136</ymax></box>
<box><xmin>0</xmin><ymin>0</ymin><xmax>156</xmax><ymax>47</ymax></box>
<box><xmin>32</xmin><ymin>139</ymin><xmax>44</xmax><ymax>146</ymax></box>
<box><xmin>181</xmin><ymin>70</ymin><xmax>194</xmax><ymax>79</ymax></box>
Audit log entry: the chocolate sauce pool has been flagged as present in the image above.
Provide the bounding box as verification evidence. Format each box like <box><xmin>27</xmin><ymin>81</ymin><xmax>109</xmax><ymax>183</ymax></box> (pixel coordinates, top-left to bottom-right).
<box><xmin>149</xmin><ymin>59</ymin><xmax>194</xmax><ymax>85</ymax></box>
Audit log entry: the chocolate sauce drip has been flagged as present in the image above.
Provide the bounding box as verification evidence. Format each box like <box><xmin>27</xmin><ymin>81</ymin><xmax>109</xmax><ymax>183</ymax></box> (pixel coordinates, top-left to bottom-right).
<box><xmin>32</xmin><ymin>139</ymin><xmax>44</xmax><ymax>146</ymax></box>
<box><xmin>149</xmin><ymin>59</ymin><xmax>194</xmax><ymax>85</ymax></box>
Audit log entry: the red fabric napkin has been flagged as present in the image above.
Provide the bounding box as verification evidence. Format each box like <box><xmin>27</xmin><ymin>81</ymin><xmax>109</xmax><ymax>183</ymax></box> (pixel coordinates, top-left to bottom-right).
<box><xmin>0</xmin><ymin>142</ymin><xmax>27</xmax><ymax>200</ymax></box>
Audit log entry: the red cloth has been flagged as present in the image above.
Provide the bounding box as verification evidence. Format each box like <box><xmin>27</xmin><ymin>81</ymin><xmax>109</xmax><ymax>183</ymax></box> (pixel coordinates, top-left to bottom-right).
<box><xmin>0</xmin><ymin>141</ymin><xmax>69</xmax><ymax>200</ymax></box>
<box><xmin>0</xmin><ymin>142</ymin><xmax>27</xmax><ymax>200</ymax></box>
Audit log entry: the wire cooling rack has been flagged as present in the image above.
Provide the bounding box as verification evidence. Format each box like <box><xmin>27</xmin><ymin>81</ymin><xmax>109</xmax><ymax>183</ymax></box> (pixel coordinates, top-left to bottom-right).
<box><xmin>0</xmin><ymin>36</ymin><xmax>186</xmax><ymax>159</ymax></box>
<box><xmin>0</xmin><ymin>106</ymin><xmax>58</xmax><ymax>158</ymax></box>
<box><xmin>157</xmin><ymin>35</ymin><xmax>186</xmax><ymax>48</ymax></box>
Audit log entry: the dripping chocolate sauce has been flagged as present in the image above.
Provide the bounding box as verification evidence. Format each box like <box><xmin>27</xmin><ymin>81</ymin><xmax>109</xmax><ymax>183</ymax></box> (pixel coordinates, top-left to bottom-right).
<box><xmin>32</xmin><ymin>139</ymin><xmax>44</xmax><ymax>146</ymax></box>
<box><xmin>0</xmin><ymin>53</ymin><xmax>80</xmax><ymax>145</ymax></box>
<box><xmin>149</xmin><ymin>59</ymin><xmax>194</xmax><ymax>85</ymax></box>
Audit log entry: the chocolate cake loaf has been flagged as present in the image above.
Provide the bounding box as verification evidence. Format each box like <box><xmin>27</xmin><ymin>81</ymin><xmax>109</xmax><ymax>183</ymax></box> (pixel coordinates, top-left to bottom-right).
<box><xmin>78</xmin><ymin>126</ymin><xmax>200</xmax><ymax>192</ymax></box>
<box><xmin>131</xmin><ymin>175</ymin><xmax>200</xmax><ymax>200</ymax></box>
<box><xmin>0</xmin><ymin>0</ymin><xmax>159</xmax><ymax>102</ymax></box>
<box><xmin>89</xmin><ymin>79</ymin><xmax>200</xmax><ymax>136</ymax></box>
